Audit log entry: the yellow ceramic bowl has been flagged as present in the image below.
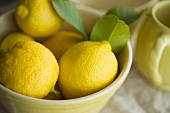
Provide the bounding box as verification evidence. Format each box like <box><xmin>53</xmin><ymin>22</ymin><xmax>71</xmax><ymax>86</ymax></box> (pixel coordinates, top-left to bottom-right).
<box><xmin>0</xmin><ymin>6</ymin><xmax>133</xmax><ymax>113</ymax></box>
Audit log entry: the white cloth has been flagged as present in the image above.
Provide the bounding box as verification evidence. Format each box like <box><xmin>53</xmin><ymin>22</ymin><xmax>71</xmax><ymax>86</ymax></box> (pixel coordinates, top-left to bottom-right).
<box><xmin>100</xmin><ymin>64</ymin><xmax>170</xmax><ymax>113</ymax></box>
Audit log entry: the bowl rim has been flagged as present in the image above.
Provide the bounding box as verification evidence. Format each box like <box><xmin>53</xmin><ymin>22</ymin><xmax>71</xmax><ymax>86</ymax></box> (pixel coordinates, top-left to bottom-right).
<box><xmin>0</xmin><ymin>41</ymin><xmax>133</xmax><ymax>105</ymax></box>
<box><xmin>70</xmin><ymin>0</ymin><xmax>158</xmax><ymax>12</ymax></box>
<box><xmin>134</xmin><ymin>0</ymin><xmax>158</xmax><ymax>12</ymax></box>
<box><xmin>152</xmin><ymin>0</ymin><xmax>170</xmax><ymax>32</ymax></box>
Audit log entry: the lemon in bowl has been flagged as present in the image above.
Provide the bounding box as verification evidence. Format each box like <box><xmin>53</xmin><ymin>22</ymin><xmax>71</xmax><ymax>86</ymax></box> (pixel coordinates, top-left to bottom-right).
<box><xmin>0</xmin><ymin>32</ymin><xmax>34</xmax><ymax>49</ymax></box>
<box><xmin>0</xmin><ymin>41</ymin><xmax>59</xmax><ymax>98</ymax></box>
<box><xmin>15</xmin><ymin>0</ymin><xmax>64</xmax><ymax>38</ymax></box>
<box><xmin>43</xmin><ymin>31</ymin><xmax>84</xmax><ymax>61</ymax></box>
<box><xmin>58</xmin><ymin>40</ymin><xmax>118</xmax><ymax>99</ymax></box>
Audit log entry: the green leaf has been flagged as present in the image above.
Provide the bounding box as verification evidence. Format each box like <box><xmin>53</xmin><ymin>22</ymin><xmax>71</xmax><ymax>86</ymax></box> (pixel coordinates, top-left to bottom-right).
<box><xmin>106</xmin><ymin>7</ymin><xmax>141</xmax><ymax>26</ymax></box>
<box><xmin>51</xmin><ymin>0</ymin><xmax>88</xmax><ymax>40</ymax></box>
<box><xmin>90</xmin><ymin>15</ymin><xmax>130</xmax><ymax>55</ymax></box>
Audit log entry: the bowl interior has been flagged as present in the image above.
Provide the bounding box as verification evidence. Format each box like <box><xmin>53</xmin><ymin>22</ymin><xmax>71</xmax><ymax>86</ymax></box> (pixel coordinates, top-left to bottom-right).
<box><xmin>69</xmin><ymin>0</ymin><xmax>158</xmax><ymax>12</ymax></box>
<box><xmin>0</xmin><ymin>7</ymin><xmax>132</xmax><ymax>104</ymax></box>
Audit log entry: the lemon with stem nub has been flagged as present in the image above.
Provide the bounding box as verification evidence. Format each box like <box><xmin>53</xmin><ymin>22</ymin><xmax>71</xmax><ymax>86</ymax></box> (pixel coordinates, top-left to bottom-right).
<box><xmin>15</xmin><ymin>0</ymin><xmax>64</xmax><ymax>38</ymax></box>
<box><xmin>59</xmin><ymin>40</ymin><xmax>118</xmax><ymax>99</ymax></box>
<box><xmin>0</xmin><ymin>41</ymin><xmax>59</xmax><ymax>98</ymax></box>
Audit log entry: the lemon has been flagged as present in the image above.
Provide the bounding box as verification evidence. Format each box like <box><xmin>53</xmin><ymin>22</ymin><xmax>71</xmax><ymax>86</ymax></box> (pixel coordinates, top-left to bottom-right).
<box><xmin>43</xmin><ymin>93</ymin><xmax>59</xmax><ymax>100</ymax></box>
<box><xmin>0</xmin><ymin>32</ymin><xmax>34</xmax><ymax>49</ymax></box>
<box><xmin>136</xmin><ymin>34</ymin><xmax>170</xmax><ymax>91</ymax></box>
<box><xmin>0</xmin><ymin>41</ymin><xmax>59</xmax><ymax>98</ymax></box>
<box><xmin>43</xmin><ymin>31</ymin><xmax>84</xmax><ymax>60</ymax></box>
<box><xmin>58</xmin><ymin>40</ymin><xmax>118</xmax><ymax>99</ymax></box>
<box><xmin>43</xmin><ymin>84</ymin><xmax>65</xmax><ymax>100</ymax></box>
<box><xmin>15</xmin><ymin>0</ymin><xmax>64</xmax><ymax>38</ymax></box>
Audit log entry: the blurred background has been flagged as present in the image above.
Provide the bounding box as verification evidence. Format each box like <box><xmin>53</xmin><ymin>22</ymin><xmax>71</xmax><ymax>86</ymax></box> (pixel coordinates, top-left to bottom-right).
<box><xmin>0</xmin><ymin>0</ymin><xmax>19</xmax><ymax>15</ymax></box>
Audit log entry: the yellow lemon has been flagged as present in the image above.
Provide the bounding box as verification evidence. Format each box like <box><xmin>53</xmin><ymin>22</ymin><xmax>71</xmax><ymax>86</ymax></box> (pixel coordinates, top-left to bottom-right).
<box><xmin>15</xmin><ymin>0</ymin><xmax>64</xmax><ymax>38</ymax></box>
<box><xmin>0</xmin><ymin>41</ymin><xmax>59</xmax><ymax>98</ymax></box>
<box><xmin>58</xmin><ymin>40</ymin><xmax>118</xmax><ymax>99</ymax></box>
<box><xmin>43</xmin><ymin>31</ymin><xmax>84</xmax><ymax>60</ymax></box>
<box><xmin>43</xmin><ymin>84</ymin><xmax>65</xmax><ymax>100</ymax></box>
<box><xmin>0</xmin><ymin>32</ymin><xmax>34</xmax><ymax>49</ymax></box>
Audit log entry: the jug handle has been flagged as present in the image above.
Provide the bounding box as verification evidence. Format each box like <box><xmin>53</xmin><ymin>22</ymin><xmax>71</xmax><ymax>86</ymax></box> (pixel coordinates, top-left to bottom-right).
<box><xmin>148</xmin><ymin>34</ymin><xmax>170</xmax><ymax>84</ymax></box>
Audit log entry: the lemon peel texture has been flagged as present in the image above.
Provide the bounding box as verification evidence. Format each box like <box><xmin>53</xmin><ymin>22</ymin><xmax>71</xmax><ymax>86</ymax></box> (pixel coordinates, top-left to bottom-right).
<box><xmin>0</xmin><ymin>41</ymin><xmax>59</xmax><ymax>98</ymax></box>
<box><xmin>59</xmin><ymin>41</ymin><xmax>118</xmax><ymax>99</ymax></box>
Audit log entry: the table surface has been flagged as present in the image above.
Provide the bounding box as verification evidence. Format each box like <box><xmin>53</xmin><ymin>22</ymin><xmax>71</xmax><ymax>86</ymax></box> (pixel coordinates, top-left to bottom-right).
<box><xmin>0</xmin><ymin>1</ymin><xmax>170</xmax><ymax>113</ymax></box>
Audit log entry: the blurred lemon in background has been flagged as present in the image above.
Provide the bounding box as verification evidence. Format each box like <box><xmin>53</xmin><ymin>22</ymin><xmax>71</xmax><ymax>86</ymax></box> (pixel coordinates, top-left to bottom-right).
<box><xmin>43</xmin><ymin>31</ymin><xmax>84</xmax><ymax>60</ymax></box>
